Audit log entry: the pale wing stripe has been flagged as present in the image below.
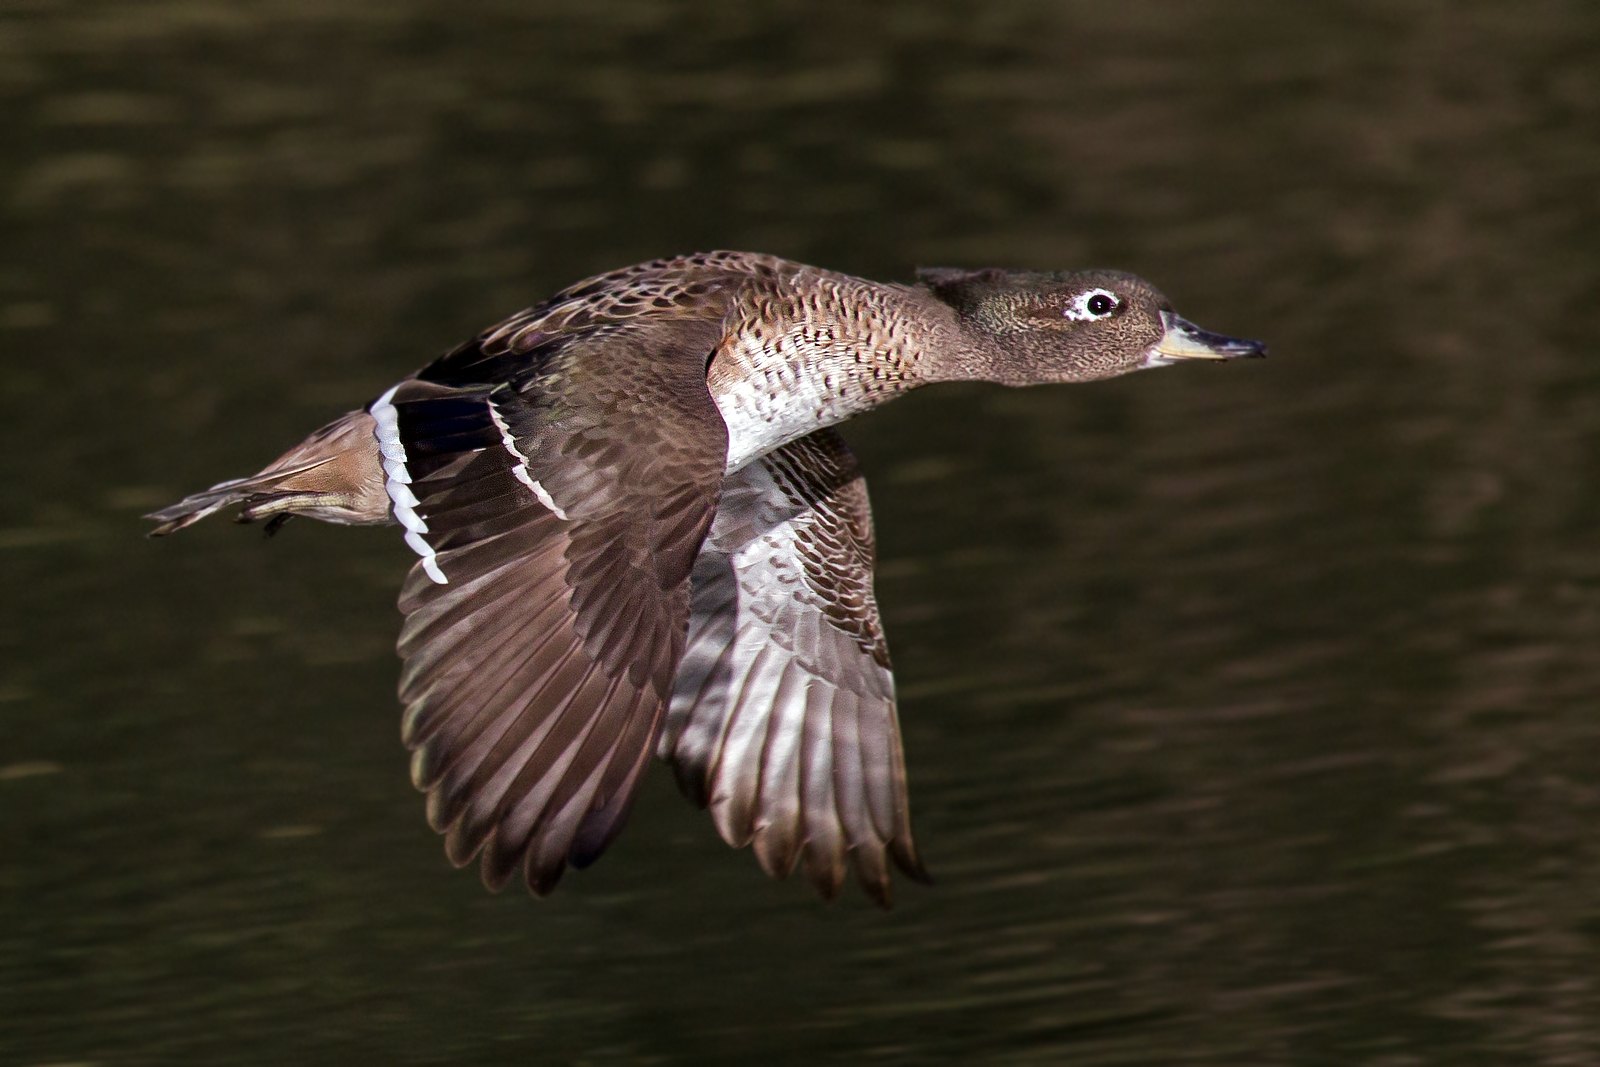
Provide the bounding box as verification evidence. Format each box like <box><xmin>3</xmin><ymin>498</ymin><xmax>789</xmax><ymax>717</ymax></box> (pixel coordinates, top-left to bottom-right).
<box><xmin>486</xmin><ymin>397</ymin><xmax>569</xmax><ymax>519</ymax></box>
<box><xmin>372</xmin><ymin>383</ymin><xmax>447</xmax><ymax>584</ymax></box>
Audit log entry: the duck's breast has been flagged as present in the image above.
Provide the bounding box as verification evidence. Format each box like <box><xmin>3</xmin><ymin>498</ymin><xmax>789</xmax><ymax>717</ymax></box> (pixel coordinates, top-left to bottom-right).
<box><xmin>709</xmin><ymin>277</ymin><xmax>919</xmax><ymax>472</ymax></box>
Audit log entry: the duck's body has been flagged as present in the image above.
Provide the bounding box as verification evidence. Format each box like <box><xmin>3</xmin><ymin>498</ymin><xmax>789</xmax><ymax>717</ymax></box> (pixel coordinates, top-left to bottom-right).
<box><xmin>149</xmin><ymin>251</ymin><xmax>1263</xmax><ymax>906</ymax></box>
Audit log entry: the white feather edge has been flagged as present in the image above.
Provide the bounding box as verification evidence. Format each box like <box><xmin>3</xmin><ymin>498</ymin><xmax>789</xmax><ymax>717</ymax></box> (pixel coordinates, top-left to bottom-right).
<box><xmin>371</xmin><ymin>383</ymin><xmax>447</xmax><ymax>585</ymax></box>
<box><xmin>486</xmin><ymin>398</ymin><xmax>569</xmax><ymax>520</ymax></box>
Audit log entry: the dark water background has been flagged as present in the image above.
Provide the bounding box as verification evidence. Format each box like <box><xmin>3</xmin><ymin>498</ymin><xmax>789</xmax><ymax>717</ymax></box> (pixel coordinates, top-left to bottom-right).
<box><xmin>4</xmin><ymin>2</ymin><xmax>1600</xmax><ymax>1063</ymax></box>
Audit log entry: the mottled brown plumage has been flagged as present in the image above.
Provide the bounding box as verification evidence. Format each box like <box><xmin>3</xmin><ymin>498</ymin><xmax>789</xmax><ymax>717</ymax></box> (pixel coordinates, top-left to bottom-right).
<box><xmin>148</xmin><ymin>251</ymin><xmax>1264</xmax><ymax>907</ymax></box>
<box><xmin>661</xmin><ymin>428</ymin><xmax>919</xmax><ymax>905</ymax></box>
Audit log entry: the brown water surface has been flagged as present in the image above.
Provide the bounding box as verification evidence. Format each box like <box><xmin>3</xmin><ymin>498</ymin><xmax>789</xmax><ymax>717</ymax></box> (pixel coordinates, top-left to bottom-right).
<box><xmin>4</xmin><ymin>2</ymin><xmax>1600</xmax><ymax>1063</ymax></box>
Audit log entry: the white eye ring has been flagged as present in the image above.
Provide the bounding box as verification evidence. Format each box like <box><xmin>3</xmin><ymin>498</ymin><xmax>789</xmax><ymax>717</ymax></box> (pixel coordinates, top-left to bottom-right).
<box><xmin>1062</xmin><ymin>288</ymin><xmax>1120</xmax><ymax>321</ymax></box>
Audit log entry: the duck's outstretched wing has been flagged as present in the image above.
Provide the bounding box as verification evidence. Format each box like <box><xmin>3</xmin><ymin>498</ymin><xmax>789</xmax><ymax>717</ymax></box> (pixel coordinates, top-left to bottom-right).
<box><xmin>385</xmin><ymin>311</ymin><xmax>729</xmax><ymax>896</ymax></box>
<box><xmin>659</xmin><ymin>429</ymin><xmax>927</xmax><ymax>907</ymax></box>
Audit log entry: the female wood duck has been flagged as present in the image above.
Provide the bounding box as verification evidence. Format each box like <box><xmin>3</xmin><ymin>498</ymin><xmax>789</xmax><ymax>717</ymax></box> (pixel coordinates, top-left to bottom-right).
<box><xmin>148</xmin><ymin>251</ymin><xmax>1264</xmax><ymax>907</ymax></box>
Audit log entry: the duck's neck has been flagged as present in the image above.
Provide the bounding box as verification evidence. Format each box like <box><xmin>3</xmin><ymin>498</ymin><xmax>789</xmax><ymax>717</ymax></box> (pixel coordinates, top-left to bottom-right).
<box><xmin>710</xmin><ymin>269</ymin><xmax>990</xmax><ymax>472</ymax></box>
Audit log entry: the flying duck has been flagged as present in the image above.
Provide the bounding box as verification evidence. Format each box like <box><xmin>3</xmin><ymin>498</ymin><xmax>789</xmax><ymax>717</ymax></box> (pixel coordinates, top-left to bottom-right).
<box><xmin>147</xmin><ymin>251</ymin><xmax>1264</xmax><ymax>907</ymax></box>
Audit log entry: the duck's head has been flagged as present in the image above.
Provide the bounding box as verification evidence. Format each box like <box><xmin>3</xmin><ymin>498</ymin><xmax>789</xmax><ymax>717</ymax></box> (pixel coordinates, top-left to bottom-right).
<box><xmin>917</xmin><ymin>267</ymin><xmax>1266</xmax><ymax>386</ymax></box>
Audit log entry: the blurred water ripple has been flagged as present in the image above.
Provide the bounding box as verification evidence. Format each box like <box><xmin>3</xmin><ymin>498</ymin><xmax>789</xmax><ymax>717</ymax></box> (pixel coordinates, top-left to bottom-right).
<box><xmin>4</xmin><ymin>1</ymin><xmax>1600</xmax><ymax>1063</ymax></box>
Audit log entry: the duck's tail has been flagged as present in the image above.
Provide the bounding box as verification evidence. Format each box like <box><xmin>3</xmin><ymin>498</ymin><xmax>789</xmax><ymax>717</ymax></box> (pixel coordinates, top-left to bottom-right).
<box><xmin>146</xmin><ymin>409</ymin><xmax>393</xmax><ymax>537</ymax></box>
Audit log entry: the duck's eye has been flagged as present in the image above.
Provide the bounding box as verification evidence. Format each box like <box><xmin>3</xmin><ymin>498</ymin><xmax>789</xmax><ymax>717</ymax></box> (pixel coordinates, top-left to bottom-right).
<box><xmin>1062</xmin><ymin>288</ymin><xmax>1121</xmax><ymax>321</ymax></box>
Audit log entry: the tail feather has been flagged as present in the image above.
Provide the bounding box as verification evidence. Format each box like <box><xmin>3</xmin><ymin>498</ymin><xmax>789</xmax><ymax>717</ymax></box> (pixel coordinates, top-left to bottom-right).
<box><xmin>146</xmin><ymin>409</ymin><xmax>393</xmax><ymax>537</ymax></box>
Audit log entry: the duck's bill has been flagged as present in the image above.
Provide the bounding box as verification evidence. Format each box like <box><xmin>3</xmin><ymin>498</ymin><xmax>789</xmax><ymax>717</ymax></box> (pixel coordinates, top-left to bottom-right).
<box><xmin>1145</xmin><ymin>310</ymin><xmax>1268</xmax><ymax>366</ymax></box>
